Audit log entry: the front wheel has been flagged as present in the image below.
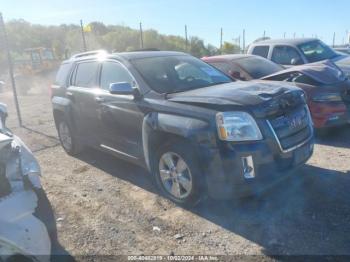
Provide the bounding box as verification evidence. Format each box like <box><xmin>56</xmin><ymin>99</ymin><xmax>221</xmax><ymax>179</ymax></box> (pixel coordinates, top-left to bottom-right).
<box><xmin>153</xmin><ymin>141</ymin><xmax>203</xmax><ymax>207</ymax></box>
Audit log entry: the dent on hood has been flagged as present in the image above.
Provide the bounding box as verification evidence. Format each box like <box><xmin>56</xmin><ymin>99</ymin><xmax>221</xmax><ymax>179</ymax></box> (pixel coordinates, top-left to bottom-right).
<box><xmin>262</xmin><ymin>60</ymin><xmax>346</xmax><ymax>85</ymax></box>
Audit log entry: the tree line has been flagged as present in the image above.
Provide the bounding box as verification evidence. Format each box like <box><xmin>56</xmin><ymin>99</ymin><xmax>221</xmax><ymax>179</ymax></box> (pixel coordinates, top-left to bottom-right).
<box><xmin>0</xmin><ymin>19</ymin><xmax>240</xmax><ymax>71</ymax></box>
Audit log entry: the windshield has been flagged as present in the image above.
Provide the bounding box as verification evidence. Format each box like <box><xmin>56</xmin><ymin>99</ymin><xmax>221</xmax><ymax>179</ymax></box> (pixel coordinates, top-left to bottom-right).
<box><xmin>131</xmin><ymin>55</ymin><xmax>232</xmax><ymax>93</ymax></box>
<box><xmin>235</xmin><ymin>56</ymin><xmax>284</xmax><ymax>79</ymax></box>
<box><xmin>298</xmin><ymin>40</ymin><xmax>339</xmax><ymax>63</ymax></box>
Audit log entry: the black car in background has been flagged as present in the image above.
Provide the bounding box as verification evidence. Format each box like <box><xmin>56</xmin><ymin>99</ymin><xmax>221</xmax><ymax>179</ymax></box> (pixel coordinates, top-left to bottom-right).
<box><xmin>51</xmin><ymin>50</ymin><xmax>314</xmax><ymax>206</ymax></box>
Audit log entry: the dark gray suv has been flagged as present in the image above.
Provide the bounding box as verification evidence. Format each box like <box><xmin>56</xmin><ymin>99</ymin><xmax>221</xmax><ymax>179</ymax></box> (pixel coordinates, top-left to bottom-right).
<box><xmin>52</xmin><ymin>50</ymin><xmax>314</xmax><ymax>206</ymax></box>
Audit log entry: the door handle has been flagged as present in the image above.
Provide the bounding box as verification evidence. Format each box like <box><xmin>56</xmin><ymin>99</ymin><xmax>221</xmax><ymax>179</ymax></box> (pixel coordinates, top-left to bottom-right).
<box><xmin>66</xmin><ymin>91</ymin><xmax>75</xmax><ymax>101</ymax></box>
<box><xmin>95</xmin><ymin>96</ymin><xmax>105</xmax><ymax>103</ymax></box>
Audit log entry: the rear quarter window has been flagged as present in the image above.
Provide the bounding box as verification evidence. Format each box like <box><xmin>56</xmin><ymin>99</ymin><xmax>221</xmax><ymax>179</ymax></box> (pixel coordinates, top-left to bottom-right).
<box><xmin>252</xmin><ymin>46</ymin><xmax>270</xmax><ymax>58</ymax></box>
<box><xmin>54</xmin><ymin>63</ymin><xmax>72</xmax><ymax>87</ymax></box>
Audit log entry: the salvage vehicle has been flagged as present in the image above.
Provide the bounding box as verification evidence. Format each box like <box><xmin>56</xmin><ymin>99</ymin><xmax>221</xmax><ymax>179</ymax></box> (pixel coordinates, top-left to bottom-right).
<box><xmin>202</xmin><ymin>54</ymin><xmax>350</xmax><ymax>129</ymax></box>
<box><xmin>247</xmin><ymin>38</ymin><xmax>350</xmax><ymax>75</ymax></box>
<box><xmin>51</xmin><ymin>50</ymin><xmax>314</xmax><ymax>206</ymax></box>
<box><xmin>0</xmin><ymin>103</ymin><xmax>51</xmax><ymax>261</ymax></box>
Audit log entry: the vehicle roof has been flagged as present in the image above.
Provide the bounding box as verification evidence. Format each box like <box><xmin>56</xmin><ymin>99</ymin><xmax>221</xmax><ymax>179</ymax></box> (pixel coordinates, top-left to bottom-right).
<box><xmin>251</xmin><ymin>38</ymin><xmax>318</xmax><ymax>46</ymax></box>
<box><xmin>64</xmin><ymin>50</ymin><xmax>189</xmax><ymax>64</ymax></box>
<box><xmin>114</xmin><ymin>51</ymin><xmax>188</xmax><ymax>60</ymax></box>
<box><xmin>202</xmin><ymin>54</ymin><xmax>255</xmax><ymax>61</ymax></box>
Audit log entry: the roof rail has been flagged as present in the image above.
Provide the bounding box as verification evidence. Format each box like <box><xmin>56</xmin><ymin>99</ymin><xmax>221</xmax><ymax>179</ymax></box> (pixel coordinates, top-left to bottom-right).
<box><xmin>71</xmin><ymin>50</ymin><xmax>108</xmax><ymax>59</ymax></box>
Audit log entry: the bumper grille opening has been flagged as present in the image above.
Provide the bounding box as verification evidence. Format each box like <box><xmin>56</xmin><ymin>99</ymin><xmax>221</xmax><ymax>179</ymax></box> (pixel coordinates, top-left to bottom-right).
<box><xmin>269</xmin><ymin>106</ymin><xmax>312</xmax><ymax>151</ymax></box>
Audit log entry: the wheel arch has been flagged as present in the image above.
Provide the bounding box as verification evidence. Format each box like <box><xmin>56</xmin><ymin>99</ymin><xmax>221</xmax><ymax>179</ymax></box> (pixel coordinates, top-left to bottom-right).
<box><xmin>142</xmin><ymin>112</ymin><xmax>210</xmax><ymax>172</ymax></box>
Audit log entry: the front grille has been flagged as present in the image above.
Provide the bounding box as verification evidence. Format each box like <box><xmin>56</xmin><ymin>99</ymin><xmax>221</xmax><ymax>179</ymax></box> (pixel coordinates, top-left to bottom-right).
<box><xmin>269</xmin><ymin>106</ymin><xmax>312</xmax><ymax>151</ymax></box>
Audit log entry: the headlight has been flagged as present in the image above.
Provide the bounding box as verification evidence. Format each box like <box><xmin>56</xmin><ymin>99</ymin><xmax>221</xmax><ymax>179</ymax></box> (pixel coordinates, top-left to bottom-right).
<box><xmin>312</xmin><ymin>93</ymin><xmax>343</xmax><ymax>102</ymax></box>
<box><xmin>216</xmin><ymin>112</ymin><xmax>263</xmax><ymax>141</ymax></box>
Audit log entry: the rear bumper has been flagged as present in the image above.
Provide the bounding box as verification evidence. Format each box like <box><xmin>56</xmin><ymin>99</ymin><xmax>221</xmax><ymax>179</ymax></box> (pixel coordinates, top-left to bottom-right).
<box><xmin>309</xmin><ymin>101</ymin><xmax>350</xmax><ymax>128</ymax></box>
<box><xmin>201</xmin><ymin>136</ymin><xmax>314</xmax><ymax>200</ymax></box>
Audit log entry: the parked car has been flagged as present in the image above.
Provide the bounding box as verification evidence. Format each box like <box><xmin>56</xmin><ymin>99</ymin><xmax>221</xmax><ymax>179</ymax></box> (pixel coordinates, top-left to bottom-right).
<box><xmin>52</xmin><ymin>50</ymin><xmax>314</xmax><ymax>206</ymax></box>
<box><xmin>247</xmin><ymin>38</ymin><xmax>350</xmax><ymax>75</ymax></box>
<box><xmin>202</xmin><ymin>54</ymin><xmax>350</xmax><ymax>129</ymax></box>
<box><xmin>0</xmin><ymin>103</ymin><xmax>51</xmax><ymax>261</ymax></box>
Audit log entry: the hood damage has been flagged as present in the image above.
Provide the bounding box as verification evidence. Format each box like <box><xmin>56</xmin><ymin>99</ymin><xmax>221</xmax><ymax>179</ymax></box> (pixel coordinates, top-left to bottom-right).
<box><xmin>262</xmin><ymin>60</ymin><xmax>347</xmax><ymax>85</ymax></box>
<box><xmin>168</xmin><ymin>81</ymin><xmax>305</xmax><ymax>118</ymax></box>
<box><xmin>0</xmin><ymin>103</ymin><xmax>50</xmax><ymax>262</ymax></box>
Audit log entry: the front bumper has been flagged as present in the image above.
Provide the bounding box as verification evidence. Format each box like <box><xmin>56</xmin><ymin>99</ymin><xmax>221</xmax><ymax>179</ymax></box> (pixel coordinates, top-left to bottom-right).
<box><xmin>201</xmin><ymin>133</ymin><xmax>314</xmax><ymax>200</ymax></box>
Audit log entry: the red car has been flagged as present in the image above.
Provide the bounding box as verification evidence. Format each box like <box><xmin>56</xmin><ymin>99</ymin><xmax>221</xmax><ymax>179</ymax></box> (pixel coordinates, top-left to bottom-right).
<box><xmin>202</xmin><ymin>54</ymin><xmax>350</xmax><ymax>129</ymax></box>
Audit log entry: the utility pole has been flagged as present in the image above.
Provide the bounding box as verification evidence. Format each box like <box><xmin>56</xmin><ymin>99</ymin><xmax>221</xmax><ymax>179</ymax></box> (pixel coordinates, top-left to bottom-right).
<box><xmin>220</xmin><ymin>28</ymin><xmax>223</xmax><ymax>54</ymax></box>
<box><xmin>185</xmin><ymin>25</ymin><xmax>188</xmax><ymax>51</ymax></box>
<box><xmin>80</xmin><ymin>19</ymin><xmax>87</xmax><ymax>51</ymax></box>
<box><xmin>238</xmin><ymin>35</ymin><xmax>241</xmax><ymax>53</ymax></box>
<box><xmin>0</xmin><ymin>13</ymin><xmax>22</xmax><ymax>126</ymax></box>
<box><xmin>332</xmin><ymin>32</ymin><xmax>336</xmax><ymax>47</ymax></box>
<box><xmin>139</xmin><ymin>22</ymin><xmax>144</xmax><ymax>49</ymax></box>
<box><xmin>242</xmin><ymin>29</ymin><xmax>246</xmax><ymax>53</ymax></box>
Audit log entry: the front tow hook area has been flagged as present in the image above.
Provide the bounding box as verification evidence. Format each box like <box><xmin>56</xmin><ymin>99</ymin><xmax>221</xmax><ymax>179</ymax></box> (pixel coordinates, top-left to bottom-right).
<box><xmin>242</xmin><ymin>155</ymin><xmax>255</xmax><ymax>179</ymax></box>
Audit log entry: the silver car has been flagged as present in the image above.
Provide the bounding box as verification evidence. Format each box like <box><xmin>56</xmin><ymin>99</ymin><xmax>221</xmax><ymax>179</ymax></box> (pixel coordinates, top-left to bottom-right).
<box><xmin>0</xmin><ymin>103</ymin><xmax>51</xmax><ymax>262</ymax></box>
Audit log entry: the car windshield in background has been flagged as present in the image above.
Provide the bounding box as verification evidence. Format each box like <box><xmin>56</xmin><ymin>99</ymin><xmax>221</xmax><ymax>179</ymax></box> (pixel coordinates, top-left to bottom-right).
<box><xmin>298</xmin><ymin>40</ymin><xmax>339</xmax><ymax>63</ymax></box>
<box><xmin>131</xmin><ymin>55</ymin><xmax>232</xmax><ymax>93</ymax></box>
<box><xmin>236</xmin><ymin>56</ymin><xmax>283</xmax><ymax>79</ymax></box>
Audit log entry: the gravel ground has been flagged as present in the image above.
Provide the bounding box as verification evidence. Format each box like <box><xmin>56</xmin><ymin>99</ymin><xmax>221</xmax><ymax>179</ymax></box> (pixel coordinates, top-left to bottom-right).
<box><xmin>1</xmin><ymin>87</ymin><xmax>350</xmax><ymax>260</ymax></box>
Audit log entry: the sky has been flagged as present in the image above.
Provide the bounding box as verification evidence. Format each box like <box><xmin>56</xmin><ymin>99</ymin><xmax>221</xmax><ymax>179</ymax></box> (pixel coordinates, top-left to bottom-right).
<box><xmin>1</xmin><ymin>0</ymin><xmax>349</xmax><ymax>48</ymax></box>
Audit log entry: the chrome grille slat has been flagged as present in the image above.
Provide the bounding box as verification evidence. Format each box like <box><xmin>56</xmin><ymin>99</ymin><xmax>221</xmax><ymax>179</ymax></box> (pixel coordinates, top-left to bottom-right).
<box><xmin>268</xmin><ymin>106</ymin><xmax>312</xmax><ymax>152</ymax></box>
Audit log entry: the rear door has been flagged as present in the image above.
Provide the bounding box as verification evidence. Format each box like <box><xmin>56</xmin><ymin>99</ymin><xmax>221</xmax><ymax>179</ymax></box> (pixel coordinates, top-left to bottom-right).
<box><xmin>67</xmin><ymin>60</ymin><xmax>101</xmax><ymax>146</ymax></box>
<box><xmin>96</xmin><ymin>60</ymin><xmax>145</xmax><ymax>159</ymax></box>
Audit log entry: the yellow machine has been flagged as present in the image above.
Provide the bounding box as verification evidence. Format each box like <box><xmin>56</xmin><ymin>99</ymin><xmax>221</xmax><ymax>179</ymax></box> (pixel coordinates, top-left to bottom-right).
<box><xmin>16</xmin><ymin>47</ymin><xmax>59</xmax><ymax>95</ymax></box>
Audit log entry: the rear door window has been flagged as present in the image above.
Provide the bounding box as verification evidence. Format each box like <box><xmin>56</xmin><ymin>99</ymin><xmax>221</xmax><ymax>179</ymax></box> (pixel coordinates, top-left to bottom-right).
<box><xmin>252</xmin><ymin>46</ymin><xmax>270</xmax><ymax>58</ymax></box>
<box><xmin>73</xmin><ymin>61</ymin><xmax>99</xmax><ymax>88</ymax></box>
<box><xmin>55</xmin><ymin>63</ymin><xmax>72</xmax><ymax>87</ymax></box>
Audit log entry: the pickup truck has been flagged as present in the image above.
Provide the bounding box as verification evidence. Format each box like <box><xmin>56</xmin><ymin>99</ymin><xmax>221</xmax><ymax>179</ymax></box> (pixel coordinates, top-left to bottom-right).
<box><xmin>51</xmin><ymin>50</ymin><xmax>314</xmax><ymax>206</ymax></box>
<box><xmin>247</xmin><ymin>38</ymin><xmax>350</xmax><ymax>76</ymax></box>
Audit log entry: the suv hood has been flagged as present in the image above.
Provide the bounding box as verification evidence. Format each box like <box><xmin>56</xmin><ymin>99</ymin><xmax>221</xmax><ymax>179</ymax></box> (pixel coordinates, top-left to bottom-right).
<box><xmin>168</xmin><ymin>81</ymin><xmax>304</xmax><ymax>118</ymax></box>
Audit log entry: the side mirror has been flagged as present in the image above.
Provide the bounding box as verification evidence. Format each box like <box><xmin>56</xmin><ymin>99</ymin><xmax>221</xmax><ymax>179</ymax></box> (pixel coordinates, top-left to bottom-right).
<box><xmin>110</xmin><ymin>82</ymin><xmax>133</xmax><ymax>95</ymax></box>
<box><xmin>0</xmin><ymin>103</ymin><xmax>8</xmax><ymax>129</ymax></box>
<box><xmin>291</xmin><ymin>57</ymin><xmax>302</xmax><ymax>65</ymax></box>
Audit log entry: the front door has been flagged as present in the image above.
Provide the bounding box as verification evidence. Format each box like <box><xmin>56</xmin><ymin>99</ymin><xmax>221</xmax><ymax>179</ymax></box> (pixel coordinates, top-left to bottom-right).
<box><xmin>96</xmin><ymin>60</ymin><xmax>144</xmax><ymax>159</ymax></box>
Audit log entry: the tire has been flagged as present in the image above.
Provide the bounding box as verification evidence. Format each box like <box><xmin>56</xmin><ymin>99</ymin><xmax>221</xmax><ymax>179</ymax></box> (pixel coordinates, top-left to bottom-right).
<box><xmin>152</xmin><ymin>139</ymin><xmax>203</xmax><ymax>207</ymax></box>
<box><xmin>315</xmin><ymin>127</ymin><xmax>330</xmax><ymax>137</ymax></box>
<box><xmin>57</xmin><ymin>118</ymin><xmax>83</xmax><ymax>156</ymax></box>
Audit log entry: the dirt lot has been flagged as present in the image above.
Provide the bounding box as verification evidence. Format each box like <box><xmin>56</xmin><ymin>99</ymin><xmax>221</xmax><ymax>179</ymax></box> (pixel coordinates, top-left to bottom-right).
<box><xmin>1</xmin><ymin>86</ymin><xmax>350</xmax><ymax>260</ymax></box>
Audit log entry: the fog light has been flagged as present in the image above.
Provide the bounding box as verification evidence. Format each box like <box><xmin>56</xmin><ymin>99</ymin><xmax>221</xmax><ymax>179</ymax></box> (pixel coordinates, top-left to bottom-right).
<box><xmin>242</xmin><ymin>156</ymin><xmax>255</xmax><ymax>179</ymax></box>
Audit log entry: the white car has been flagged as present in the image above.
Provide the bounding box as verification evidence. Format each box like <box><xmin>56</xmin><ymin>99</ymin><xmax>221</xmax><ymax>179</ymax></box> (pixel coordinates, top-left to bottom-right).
<box><xmin>0</xmin><ymin>103</ymin><xmax>51</xmax><ymax>262</ymax></box>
